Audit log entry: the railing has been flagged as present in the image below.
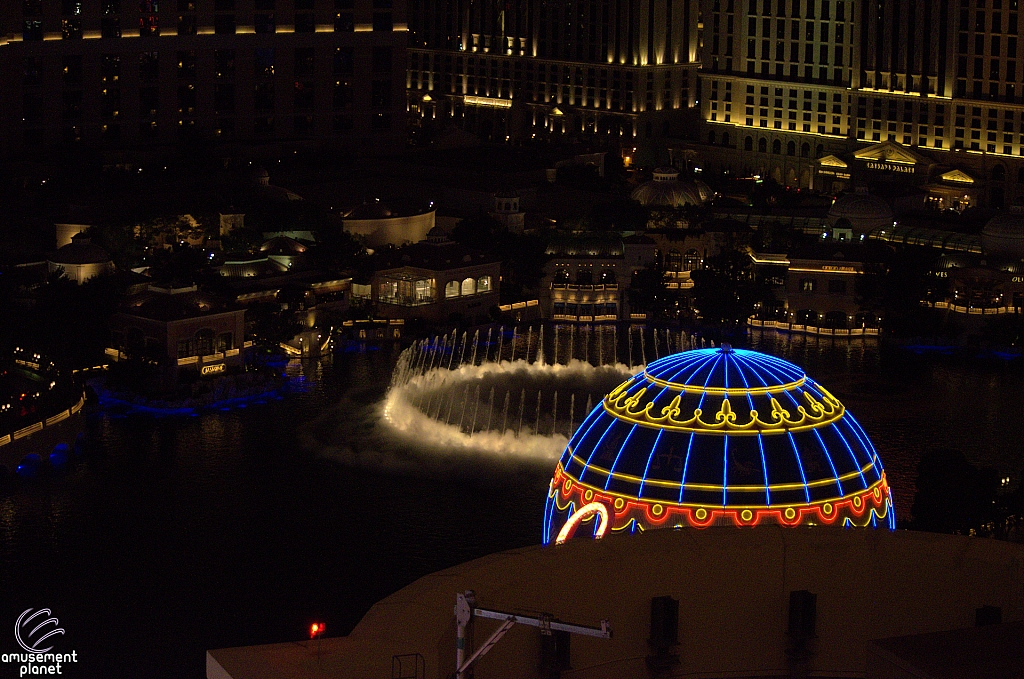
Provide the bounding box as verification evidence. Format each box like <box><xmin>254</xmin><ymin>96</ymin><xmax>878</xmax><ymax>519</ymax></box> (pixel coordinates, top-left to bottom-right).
<box><xmin>391</xmin><ymin>654</ymin><xmax>425</xmax><ymax>679</ymax></box>
<box><xmin>552</xmin><ymin>314</ymin><xmax>619</xmax><ymax>322</ymax></box>
<box><xmin>550</xmin><ymin>284</ymin><xmax>618</xmax><ymax>291</ymax></box>
<box><xmin>498</xmin><ymin>299</ymin><xmax>540</xmax><ymax>312</ymax></box>
<box><xmin>0</xmin><ymin>394</ymin><xmax>86</xmax><ymax>448</ymax></box>
<box><xmin>748</xmin><ymin>317</ymin><xmax>880</xmax><ymax>336</ymax></box>
<box><xmin>377</xmin><ymin>295</ymin><xmax>436</xmax><ymax>307</ymax></box>
<box><xmin>922</xmin><ymin>301</ymin><xmax>1021</xmax><ymax>315</ymax></box>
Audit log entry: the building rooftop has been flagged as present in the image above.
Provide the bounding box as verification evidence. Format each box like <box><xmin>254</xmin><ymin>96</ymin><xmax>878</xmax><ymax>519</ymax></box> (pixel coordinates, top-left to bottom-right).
<box><xmin>208</xmin><ymin>528</ymin><xmax>1024</xmax><ymax>679</ymax></box>
<box><xmin>376</xmin><ymin>240</ymin><xmax>498</xmax><ymax>272</ymax></box>
<box><xmin>868</xmin><ymin>621</ymin><xmax>1024</xmax><ymax>679</ymax></box>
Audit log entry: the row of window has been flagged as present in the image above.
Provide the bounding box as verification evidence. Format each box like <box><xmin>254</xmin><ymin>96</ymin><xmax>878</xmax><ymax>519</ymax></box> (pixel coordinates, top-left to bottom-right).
<box><xmin>20</xmin><ymin>10</ymin><xmax>391</xmax><ymax>40</ymax></box>
<box><xmin>20</xmin><ymin>47</ymin><xmax>386</xmax><ymax>87</ymax></box>
<box><xmin>552</xmin><ymin>302</ymin><xmax>618</xmax><ymax>318</ymax></box>
<box><xmin>23</xmin><ymin>0</ymin><xmax>384</xmax><ymax>14</ymax></box>
<box><xmin>797</xmin><ymin>278</ymin><xmax>848</xmax><ymax>294</ymax></box>
<box><xmin>23</xmin><ymin>78</ymin><xmax>391</xmax><ymax>120</ymax></box>
<box><xmin>553</xmin><ymin>269</ymin><xmax>618</xmax><ymax>285</ymax></box>
<box><xmin>743</xmin><ymin>0</ymin><xmax>848</xmax><ymax>20</ymax></box>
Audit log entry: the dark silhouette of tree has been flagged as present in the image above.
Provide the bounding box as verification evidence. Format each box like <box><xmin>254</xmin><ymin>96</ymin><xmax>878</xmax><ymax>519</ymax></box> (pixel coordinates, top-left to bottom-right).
<box><xmin>691</xmin><ymin>250</ymin><xmax>768</xmax><ymax>328</ymax></box>
<box><xmin>628</xmin><ymin>266</ymin><xmax>672</xmax><ymax>320</ymax></box>
<box><xmin>910</xmin><ymin>448</ymin><xmax>1000</xmax><ymax>534</ymax></box>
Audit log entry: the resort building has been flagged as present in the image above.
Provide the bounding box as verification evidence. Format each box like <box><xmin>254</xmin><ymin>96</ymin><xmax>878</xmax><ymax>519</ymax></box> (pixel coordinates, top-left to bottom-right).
<box><xmin>541</xmin><ymin>233</ymin><xmax>658</xmax><ymax>322</ymax></box>
<box><xmin>0</xmin><ymin>0</ymin><xmax>408</xmax><ymax>160</ymax></box>
<box><xmin>47</xmin><ymin>233</ymin><xmax>115</xmax><ymax>284</ymax></box>
<box><xmin>405</xmin><ymin>0</ymin><xmax>702</xmax><ymax>150</ymax></box>
<box><xmin>341</xmin><ymin>199</ymin><xmax>436</xmax><ymax>248</ymax></box>
<box><xmin>107</xmin><ymin>284</ymin><xmax>247</xmax><ymax>384</ymax></box>
<box><xmin>369</xmin><ymin>229</ymin><xmax>500</xmax><ymax>324</ymax></box>
<box><xmin>694</xmin><ymin>0</ymin><xmax>1024</xmax><ymax>206</ymax></box>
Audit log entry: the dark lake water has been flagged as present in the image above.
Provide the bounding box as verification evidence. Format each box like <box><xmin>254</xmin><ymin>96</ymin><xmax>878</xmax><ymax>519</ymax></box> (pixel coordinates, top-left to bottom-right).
<box><xmin>1</xmin><ymin>331</ymin><xmax>1022</xmax><ymax>679</ymax></box>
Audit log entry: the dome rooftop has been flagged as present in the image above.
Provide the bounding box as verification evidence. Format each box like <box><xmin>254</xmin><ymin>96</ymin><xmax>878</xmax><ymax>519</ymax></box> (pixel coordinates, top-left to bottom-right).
<box><xmin>49</xmin><ymin>238</ymin><xmax>112</xmax><ymax>265</ymax></box>
<box><xmin>981</xmin><ymin>206</ymin><xmax>1024</xmax><ymax>260</ymax></box>
<box><xmin>827</xmin><ymin>191</ymin><xmax>894</xmax><ymax>233</ymax></box>
<box><xmin>544</xmin><ymin>347</ymin><xmax>894</xmax><ymax>543</ymax></box>
<box><xmin>630</xmin><ymin>171</ymin><xmax>710</xmax><ymax>208</ymax></box>
<box><xmin>260</xmin><ymin>236</ymin><xmax>307</xmax><ymax>255</ymax></box>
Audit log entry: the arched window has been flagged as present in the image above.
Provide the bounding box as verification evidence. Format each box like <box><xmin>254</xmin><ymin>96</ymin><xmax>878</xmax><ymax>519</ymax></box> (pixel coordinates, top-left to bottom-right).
<box><xmin>683</xmin><ymin>249</ymin><xmax>700</xmax><ymax>271</ymax></box>
<box><xmin>772</xmin><ymin>139</ymin><xmax>782</xmax><ymax>154</ymax></box>
<box><xmin>216</xmin><ymin>332</ymin><xmax>233</xmax><ymax>353</ymax></box>
<box><xmin>461</xmin><ymin>277</ymin><xmax>476</xmax><ymax>296</ymax></box>
<box><xmin>477</xmin><ymin>275</ymin><xmax>492</xmax><ymax>292</ymax></box>
<box><xmin>645</xmin><ymin>121</ymin><xmax>653</xmax><ymax>137</ymax></box>
<box><xmin>195</xmin><ymin>328</ymin><xmax>215</xmax><ymax>356</ymax></box>
<box><xmin>815</xmin><ymin>144</ymin><xmax>824</xmax><ymax>158</ymax></box>
<box><xmin>787</xmin><ymin>141</ymin><xmax>796</xmax><ymax>156</ymax></box>
<box><xmin>445</xmin><ymin>280</ymin><xmax>460</xmax><ymax>298</ymax></box>
<box><xmin>744</xmin><ymin>136</ymin><xmax>753</xmax><ymax>151</ymax></box>
<box><xmin>721</xmin><ymin>132</ymin><xmax>730</xmax><ymax>147</ymax></box>
<box><xmin>758</xmin><ymin>137</ymin><xmax>767</xmax><ymax>153</ymax></box>
<box><xmin>801</xmin><ymin>142</ymin><xmax>810</xmax><ymax>157</ymax></box>
<box><xmin>1018</xmin><ymin>167</ymin><xmax>1024</xmax><ymax>184</ymax></box>
<box><xmin>662</xmin><ymin>120</ymin><xmax>670</xmax><ymax>135</ymax></box>
<box><xmin>554</xmin><ymin>268</ymin><xmax>570</xmax><ymax>283</ymax></box>
<box><xmin>576</xmin><ymin>269</ymin><xmax>593</xmax><ymax>285</ymax></box>
<box><xmin>992</xmin><ymin>164</ymin><xmax>1006</xmax><ymax>181</ymax></box>
<box><xmin>599</xmin><ymin>269</ymin><xmax>616</xmax><ymax>284</ymax></box>
<box><xmin>667</xmin><ymin>249</ymin><xmax>683</xmax><ymax>271</ymax></box>
<box><xmin>708</xmin><ymin>130</ymin><xmax>716</xmax><ymax>144</ymax></box>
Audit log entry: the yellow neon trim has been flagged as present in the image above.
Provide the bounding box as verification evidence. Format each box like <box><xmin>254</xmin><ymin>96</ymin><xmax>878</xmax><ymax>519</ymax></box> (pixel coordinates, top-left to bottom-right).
<box><xmin>554</xmin><ymin>464</ymin><xmax>888</xmax><ymax>512</ymax></box>
<box><xmin>641</xmin><ymin>371</ymin><xmax>806</xmax><ymax>395</ymax></box>
<box><xmin>568</xmin><ymin>454</ymin><xmax>877</xmax><ymax>493</ymax></box>
<box><xmin>602</xmin><ymin>382</ymin><xmax>846</xmax><ymax>435</ymax></box>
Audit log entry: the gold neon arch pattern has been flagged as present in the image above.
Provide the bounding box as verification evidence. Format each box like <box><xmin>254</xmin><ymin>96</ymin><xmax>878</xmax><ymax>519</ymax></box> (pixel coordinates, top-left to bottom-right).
<box><xmin>543</xmin><ymin>347</ymin><xmax>895</xmax><ymax>544</ymax></box>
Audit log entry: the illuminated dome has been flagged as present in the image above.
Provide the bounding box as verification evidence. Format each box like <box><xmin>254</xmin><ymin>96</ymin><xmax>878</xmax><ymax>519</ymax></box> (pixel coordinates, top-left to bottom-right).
<box><xmin>981</xmin><ymin>206</ymin><xmax>1024</xmax><ymax>260</ymax></box>
<box><xmin>630</xmin><ymin>168</ymin><xmax>711</xmax><ymax>208</ymax></box>
<box><xmin>543</xmin><ymin>347</ymin><xmax>894</xmax><ymax>544</ymax></box>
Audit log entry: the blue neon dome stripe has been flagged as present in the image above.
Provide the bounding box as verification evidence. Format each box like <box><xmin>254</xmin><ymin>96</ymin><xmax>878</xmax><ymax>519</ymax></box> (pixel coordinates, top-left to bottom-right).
<box><xmin>558</xmin><ymin>348</ymin><xmax>889</xmax><ymax>512</ymax></box>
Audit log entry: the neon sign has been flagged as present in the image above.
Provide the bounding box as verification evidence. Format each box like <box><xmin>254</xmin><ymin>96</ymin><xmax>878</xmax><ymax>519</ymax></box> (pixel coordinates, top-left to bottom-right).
<box><xmin>542</xmin><ymin>348</ymin><xmax>897</xmax><ymax>544</ymax></box>
<box><xmin>201</xmin><ymin>364</ymin><xmax>226</xmax><ymax>376</ymax></box>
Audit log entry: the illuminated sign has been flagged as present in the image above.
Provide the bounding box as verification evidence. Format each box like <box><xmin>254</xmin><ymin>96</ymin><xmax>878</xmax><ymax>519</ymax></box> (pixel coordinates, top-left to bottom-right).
<box><xmin>1013</xmin><ymin>276</ymin><xmax>1024</xmax><ymax>283</ymax></box>
<box><xmin>201</xmin><ymin>363</ymin><xmax>226</xmax><ymax>376</ymax></box>
<box><xmin>864</xmin><ymin>161</ymin><xmax>915</xmax><ymax>173</ymax></box>
<box><xmin>822</xmin><ymin>265</ymin><xmax>857</xmax><ymax>272</ymax></box>
<box><xmin>463</xmin><ymin>95</ymin><xmax>512</xmax><ymax>108</ymax></box>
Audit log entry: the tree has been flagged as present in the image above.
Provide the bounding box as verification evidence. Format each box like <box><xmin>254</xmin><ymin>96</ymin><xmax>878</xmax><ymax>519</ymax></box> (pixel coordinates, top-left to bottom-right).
<box><xmin>691</xmin><ymin>250</ymin><xmax>768</xmax><ymax>328</ymax></box>
<box><xmin>628</xmin><ymin>266</ymin><xmax>672</xmax><ymax>320</ymax></box>
<box><xmin>910</xmin><ymin>448</ymin><xmax>1000</xmax><ymax>534</ymax></box>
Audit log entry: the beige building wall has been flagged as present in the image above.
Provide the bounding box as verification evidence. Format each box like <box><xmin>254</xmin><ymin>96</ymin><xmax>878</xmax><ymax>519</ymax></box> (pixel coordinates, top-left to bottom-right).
<box><xmin>208</xmin><ymin>527</ymin><xmax>1024</xmax><ymax>679</ymax></box>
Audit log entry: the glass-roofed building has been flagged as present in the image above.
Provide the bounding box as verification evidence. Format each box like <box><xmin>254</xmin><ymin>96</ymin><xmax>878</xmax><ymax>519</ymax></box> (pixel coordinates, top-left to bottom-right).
<box><xmin>544</xmin><ymin>346</ymin><xmax>894</xmax><ymax>544</ymax></box>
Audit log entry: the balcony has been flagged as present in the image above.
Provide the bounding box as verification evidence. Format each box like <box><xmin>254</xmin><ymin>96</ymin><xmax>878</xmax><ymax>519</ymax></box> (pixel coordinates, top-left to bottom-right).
<box><xmin>378</xmin><ymin>295</ymin><xmax>436</xmax><ymax>307</ymax></box>
<box><xmin>551</xmin><ymin>283</ymin><xmax>618</xmax><ymax>291</ymax></box>
<box><xmin>748</xmin><ymin>317</ymin><xmax>880</xmax><ymax>336</ymax></box>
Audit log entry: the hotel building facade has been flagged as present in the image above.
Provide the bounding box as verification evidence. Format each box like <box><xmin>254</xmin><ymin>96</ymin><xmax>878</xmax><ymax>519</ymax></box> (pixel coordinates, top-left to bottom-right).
<box><xmin>0</xmin><ymin>0</ymin><xmax>407</xmax><ymax>159</ymax></box>
<box><xmin>698</xmin><ymin>0</ymin><xmax>1024</xmax><ymax>206</ymax></box>
<box><xmin>405</xmin><ymin>0</ymin><xmax>703</xmax><ymax>146</ymax></box>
